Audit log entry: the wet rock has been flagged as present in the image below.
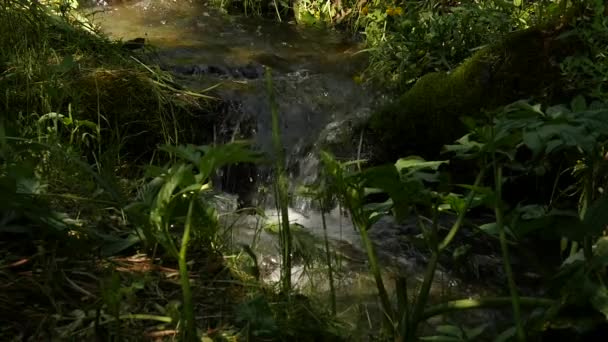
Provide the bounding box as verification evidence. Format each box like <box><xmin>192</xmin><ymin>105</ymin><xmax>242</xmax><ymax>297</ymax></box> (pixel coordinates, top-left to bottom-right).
<box><xmin>122</xmin><ymin>37</ymin><xmax>145</xmax><ymax>50</ymax></box>
<box><xmin>232</xmin><ymin>64</ymin><xmax>265</xmax><ymax>79</ymax></box>
<box><xmin>252</xmin><ymin>53</ymin><xmax>292</xmax><ymax>73</ymax></box>
<box><xmin>169</xmin><ymin>63</ymin><xmax>264</xmax><ymax>80</ymax></box>
<box><xmin>367</xmin><ymin>27</ymin><xmax>570</xmax><ymax>164</ymax></box>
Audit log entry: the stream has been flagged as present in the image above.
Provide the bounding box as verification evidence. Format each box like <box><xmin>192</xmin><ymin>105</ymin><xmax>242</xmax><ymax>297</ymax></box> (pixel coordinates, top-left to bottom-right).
<box><xmin>84</xmin><ymin>0</ymin><xmax>508</xmax><ymax>335</ymax></box>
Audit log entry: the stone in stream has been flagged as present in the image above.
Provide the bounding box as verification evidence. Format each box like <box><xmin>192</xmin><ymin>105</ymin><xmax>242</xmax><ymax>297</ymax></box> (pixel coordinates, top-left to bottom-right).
<box><xmin>122</xmin><ymin>37</ymin><xmax>145</xmax><ymax>50</ymax></box>
<box><xmin>169</xmin><ymin>63</ymin><xmax>264</xmax><ymax>80</ymax></box>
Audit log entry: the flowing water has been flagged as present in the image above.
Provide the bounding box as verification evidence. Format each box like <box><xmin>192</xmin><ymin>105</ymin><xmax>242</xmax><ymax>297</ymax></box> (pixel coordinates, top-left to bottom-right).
<box><xmin>84</xmin><ymin>0</ymin><xmax>507</xmax><ymax>335</ymax></box>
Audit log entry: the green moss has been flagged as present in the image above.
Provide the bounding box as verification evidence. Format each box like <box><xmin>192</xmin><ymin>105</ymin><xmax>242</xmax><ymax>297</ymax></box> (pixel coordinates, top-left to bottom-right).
<box><xmin>368</xmin><ymin>28</ymin><xmax>561</xmax><ymax>162</ymax></box>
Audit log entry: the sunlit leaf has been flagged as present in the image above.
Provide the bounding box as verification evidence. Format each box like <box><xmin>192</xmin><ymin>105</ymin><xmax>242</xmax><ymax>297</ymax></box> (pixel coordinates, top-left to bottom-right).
<box><xmin>395</xmin><ymin>157</ymin><xmax>447</xmax><ymax>171</ymax></box>
<box><xmin>437</xmin><ymin>325</ymin><xmax>462</xmax><ymax>336</ymax></box>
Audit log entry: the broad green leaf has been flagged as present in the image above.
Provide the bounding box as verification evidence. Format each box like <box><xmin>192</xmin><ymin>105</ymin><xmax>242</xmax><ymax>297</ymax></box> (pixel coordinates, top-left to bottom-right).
<box><xmin>522</xmin><ymin>130</ymin><xmax>543</xmax><ymax>158</ymax></box>
<box><xmin>359</xmin><ymin>164</ymin><xmax>411</xmax><ymax>221</ymax></box>
<box><xmin>512</xmin><ymin>209</ymin><xmax>579</xmax><ymax>240</ymax></box>
<box><xmin>477</xmin><ymin>222</ymin><xmax>516</xmax><ymax>242</ymax></box>
<box><xmin>144</xmin><ymin>165</ymin><xmax>168</xmax><ymax>178</ymax></box>
<box><xmin>453</xmin><ymin>244</ymin><xmax>471</xmax><ymax>260</ymax></box>
<box><xmin>517</xmin><ymin>204</ymin><xmax>547</xmax><ymax>220</ymax></box>
<box><xmin>198</xmin><ymin>142</ymin><xmax>263</xmax><ymax>178</ymax></box>
<box><xmin>443</xmin><ymin>134</ymin><xmax>484</xmax><ymax>158</ymax></box>
<box><xmin>160</xmin><ymin>144</ymin><xmax>201</xmax><ymax>166</ymax></box>
<box><xmin>395</xmin><ymin>157</ymin><xmax>448</xmax><ymax>172</ymax></box>
<box><xmin>590</xmin><ymin>283</ymin><xmax>608</xmax><ymax>319</ymax></box>
<box><xmin>580</xmin><ymin>195</ymin><xmax>608</xmax><ymax>237</ymax></box>
<box><xmin>442</xmin><ymin>193</ymin><xmax>467</xmax><ymax>214</ymax></box>
<box><xmin>98</xmin><ymin>233</ymin><xmax>140</xmax><ymax>256</ymax></box>
<box><xmin>546</xmin><ymin>104</ymin><xmax>570</xmax><ymax>119</ymax></box>
<box><xmin>493</xmin><ymin>327</ymin><xmax>516</xmax><ymax>342</ymax></box>
<box><xmin>478</xmin><ymin>222</ymin><xmax>500</xmax><ymax>237</ymax></box>
<box><xmin>435</xmin><ymin>325</ymin><xmax>463</xmax><ymax>337</ymax></box>
<box><xmin>151</xmin><ymin>163</ymin><xmax>192</xmax><ymax>227</ymax></box>
<box><xmin>464</xmin><ymin>323</ymin><xmax>488</xmax><ymax>339</ymax></box>
<box><xmin>570</xmin><ymin>95</ymin><xmax>587</xmax><ymax>112</ymax></box>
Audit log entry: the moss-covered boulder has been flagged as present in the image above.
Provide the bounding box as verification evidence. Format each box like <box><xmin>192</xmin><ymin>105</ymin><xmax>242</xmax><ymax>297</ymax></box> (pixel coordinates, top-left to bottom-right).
<box><xmin>367</xmin><ymin>28</ymin><xmax>566</xmax><ymax>163</ymax></box>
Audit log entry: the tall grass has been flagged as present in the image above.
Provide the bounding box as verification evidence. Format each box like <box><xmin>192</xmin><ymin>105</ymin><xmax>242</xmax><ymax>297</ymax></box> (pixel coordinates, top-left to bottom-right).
<box><xmin>265</xmin><ymin>67</ymin><xmax>293</xmax><ymax>294</ymax></box>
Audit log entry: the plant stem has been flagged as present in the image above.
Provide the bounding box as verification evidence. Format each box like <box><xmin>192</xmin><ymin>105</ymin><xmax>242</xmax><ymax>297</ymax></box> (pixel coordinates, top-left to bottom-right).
<box><xmin>494</xmin><ymin>165</ymin><xmax>525</xmax><ymax>341</ymax></box>
<box><xmin>320</xmin><ymin>206</ymin><xmax>336</xmax><ymax>315</ymax></box>
<box><xmin>439</xmin><ymin>168</ymin><xmax>485</xmax><ymax>251</ymax></box>
<box><xmin>580</xmin><ymin>173</ymin><xmax>593</xmax><ymax>262</ymax></box>
<box><xmin>179</xmin><ymin>197</ymin><xmax>197</xmax><ymax>341</ymax></box>
<box><xmin>409</xmin><ymin>169</ymin><xmax>484</xmax><ymax>339</ymax></box>
<box><xmin>421</xmin><ymin>297</ymin><xmax>555</xmax><ymax>320</ymax></box>
<box><xmin>358</xmin><ymin>220</ymin><xmax>394</xmax><ymax>333</ymax></box>
<box><xmin>408</xmin><ymin>250</ymin><xmax>438</xmax><ymax>340</ymax></box>
<box><xmin>396</xmin><ymin>276</ymin><xmax>409</xmax><ymax>342</ymax></box>
<box><xmin>266</xmin><ymin>67</ymin><xmax>292</xmax><ymax>294</ymax></box>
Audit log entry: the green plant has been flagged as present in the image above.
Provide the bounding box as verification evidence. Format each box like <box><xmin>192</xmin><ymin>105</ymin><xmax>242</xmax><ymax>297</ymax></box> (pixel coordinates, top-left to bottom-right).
<box><xmin>125</xmin><ymin>142</ymin><xmax>262</xmax><ymax>340</ymax></box>
<box><xmin>560</xmin><ymin>0</ymin><xmax>608</xmax><ymax>101</ymax></box>
<box><xmin>358</xmin><ymin>0</ymin><xmax>526</xmax><ymax>89</ymax></box>
<box><xmin>266</xmin><ymin>68</ymin><xmax>293</xmax><ymax>294</ymax></box>
<box><xmin>315</xmin><ymin>95</ymin><xmax>608</xmax><ymax>340</ymax></box>
<box><xmin>443</xmin><ymin>98</ymin><xmax>608</xmax><ymax>338</ymax></box>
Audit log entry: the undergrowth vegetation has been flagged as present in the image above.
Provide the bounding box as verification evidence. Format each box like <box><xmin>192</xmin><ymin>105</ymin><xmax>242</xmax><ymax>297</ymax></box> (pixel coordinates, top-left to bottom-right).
<box><xmin>3</xmin><ymin>0</ymin><xmax>608</xmax><ymax>341</ymax></box>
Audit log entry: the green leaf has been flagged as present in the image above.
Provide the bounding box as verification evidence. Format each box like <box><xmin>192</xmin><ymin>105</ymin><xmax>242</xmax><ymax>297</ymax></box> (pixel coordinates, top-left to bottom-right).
<box><xmin>38</xmin><ymin>112</ymin><xmax>65</xmax><ymax>125</ymax></box>
<box><xmin>151</xmin><ymin>163</ymin><xmax>192</xmax><ymax>228</ymax></box>
<box><xmin>436</xmin><ymin>325</ymin><xmax>463</xmax><ymax>337</ymax></box>
<box><xmin>478</xmin><ymin>222</ymin><xmax>500</xmax><ymax>237</ymax></box>
<box><xmin>571</xmin><ymin>95</ymin><xmax>587</xmax><ymax>112</ymax></box>
<box><xmin>98</xmin><ymin>233</ymin><xmax>140</xmax><ymax>256</ymax></box>
<box><xmin>235</xmin><ymin>296</ymin><xmax>278</xmax><ymax>336</ymax></box>
<box><xmin>464</xmin><ymin>323</ymin><xmax>488</xmax><ymax>339</ymax></box>
<box><xmin>522</xmin><ymin>130</ymin><xmax>543</xmax><ymax>158</ymax></box>
<box><xmin>359</xmin><ymin>164</ymin><xmax>411</xmax><ymax>221</ymax></box>
<box><xmin>197</xmin><ymin>142</ymin><xmax>263</xmax><ymax>178</ymax></box>
<box><xmin>453</xmin><ymin>244</ymin><xmax>471</xmax><ymax>260</ymax></box>
<box><xmin>395</xmin><ymin>157</ymin><xmax>448</xmax><ymax>172</ymax></box>
<box><xmin>494</xmin><ymin>327</ymin><xmax>516</xmax><ymax>342</ymax></box>
<box><xmin>581</xmin><ymin>194</ymin><xmax>608</xmax><ymax>238</ymax></box>
<box><xmin>511</xmin><ymin>205</ymin><xmax>581</xmax><ymax>240</ymax></box>
<box><xmin>590</xmin><ymin>284</ymin><xmax>608</xmax><ymax>319</ymax></box>
<box><xmin>159</xmin><ymin>144</ymin><xmax>202</xmax><ymax>166</ymax></box>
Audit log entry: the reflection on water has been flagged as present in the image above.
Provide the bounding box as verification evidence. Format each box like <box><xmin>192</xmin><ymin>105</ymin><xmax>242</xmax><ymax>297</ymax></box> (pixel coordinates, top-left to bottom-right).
<box><xmin>86</xmin><ymin>0</ymin><xmax>363</xmax><ymax>73</ymax></box>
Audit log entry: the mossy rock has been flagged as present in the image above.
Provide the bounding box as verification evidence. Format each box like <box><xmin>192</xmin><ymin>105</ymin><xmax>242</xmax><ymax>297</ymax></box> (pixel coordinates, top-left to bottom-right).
<box><xmin>367</xmin><ymin>28</ymin><xmax>566</xmax><ymax>163</ymax></box>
